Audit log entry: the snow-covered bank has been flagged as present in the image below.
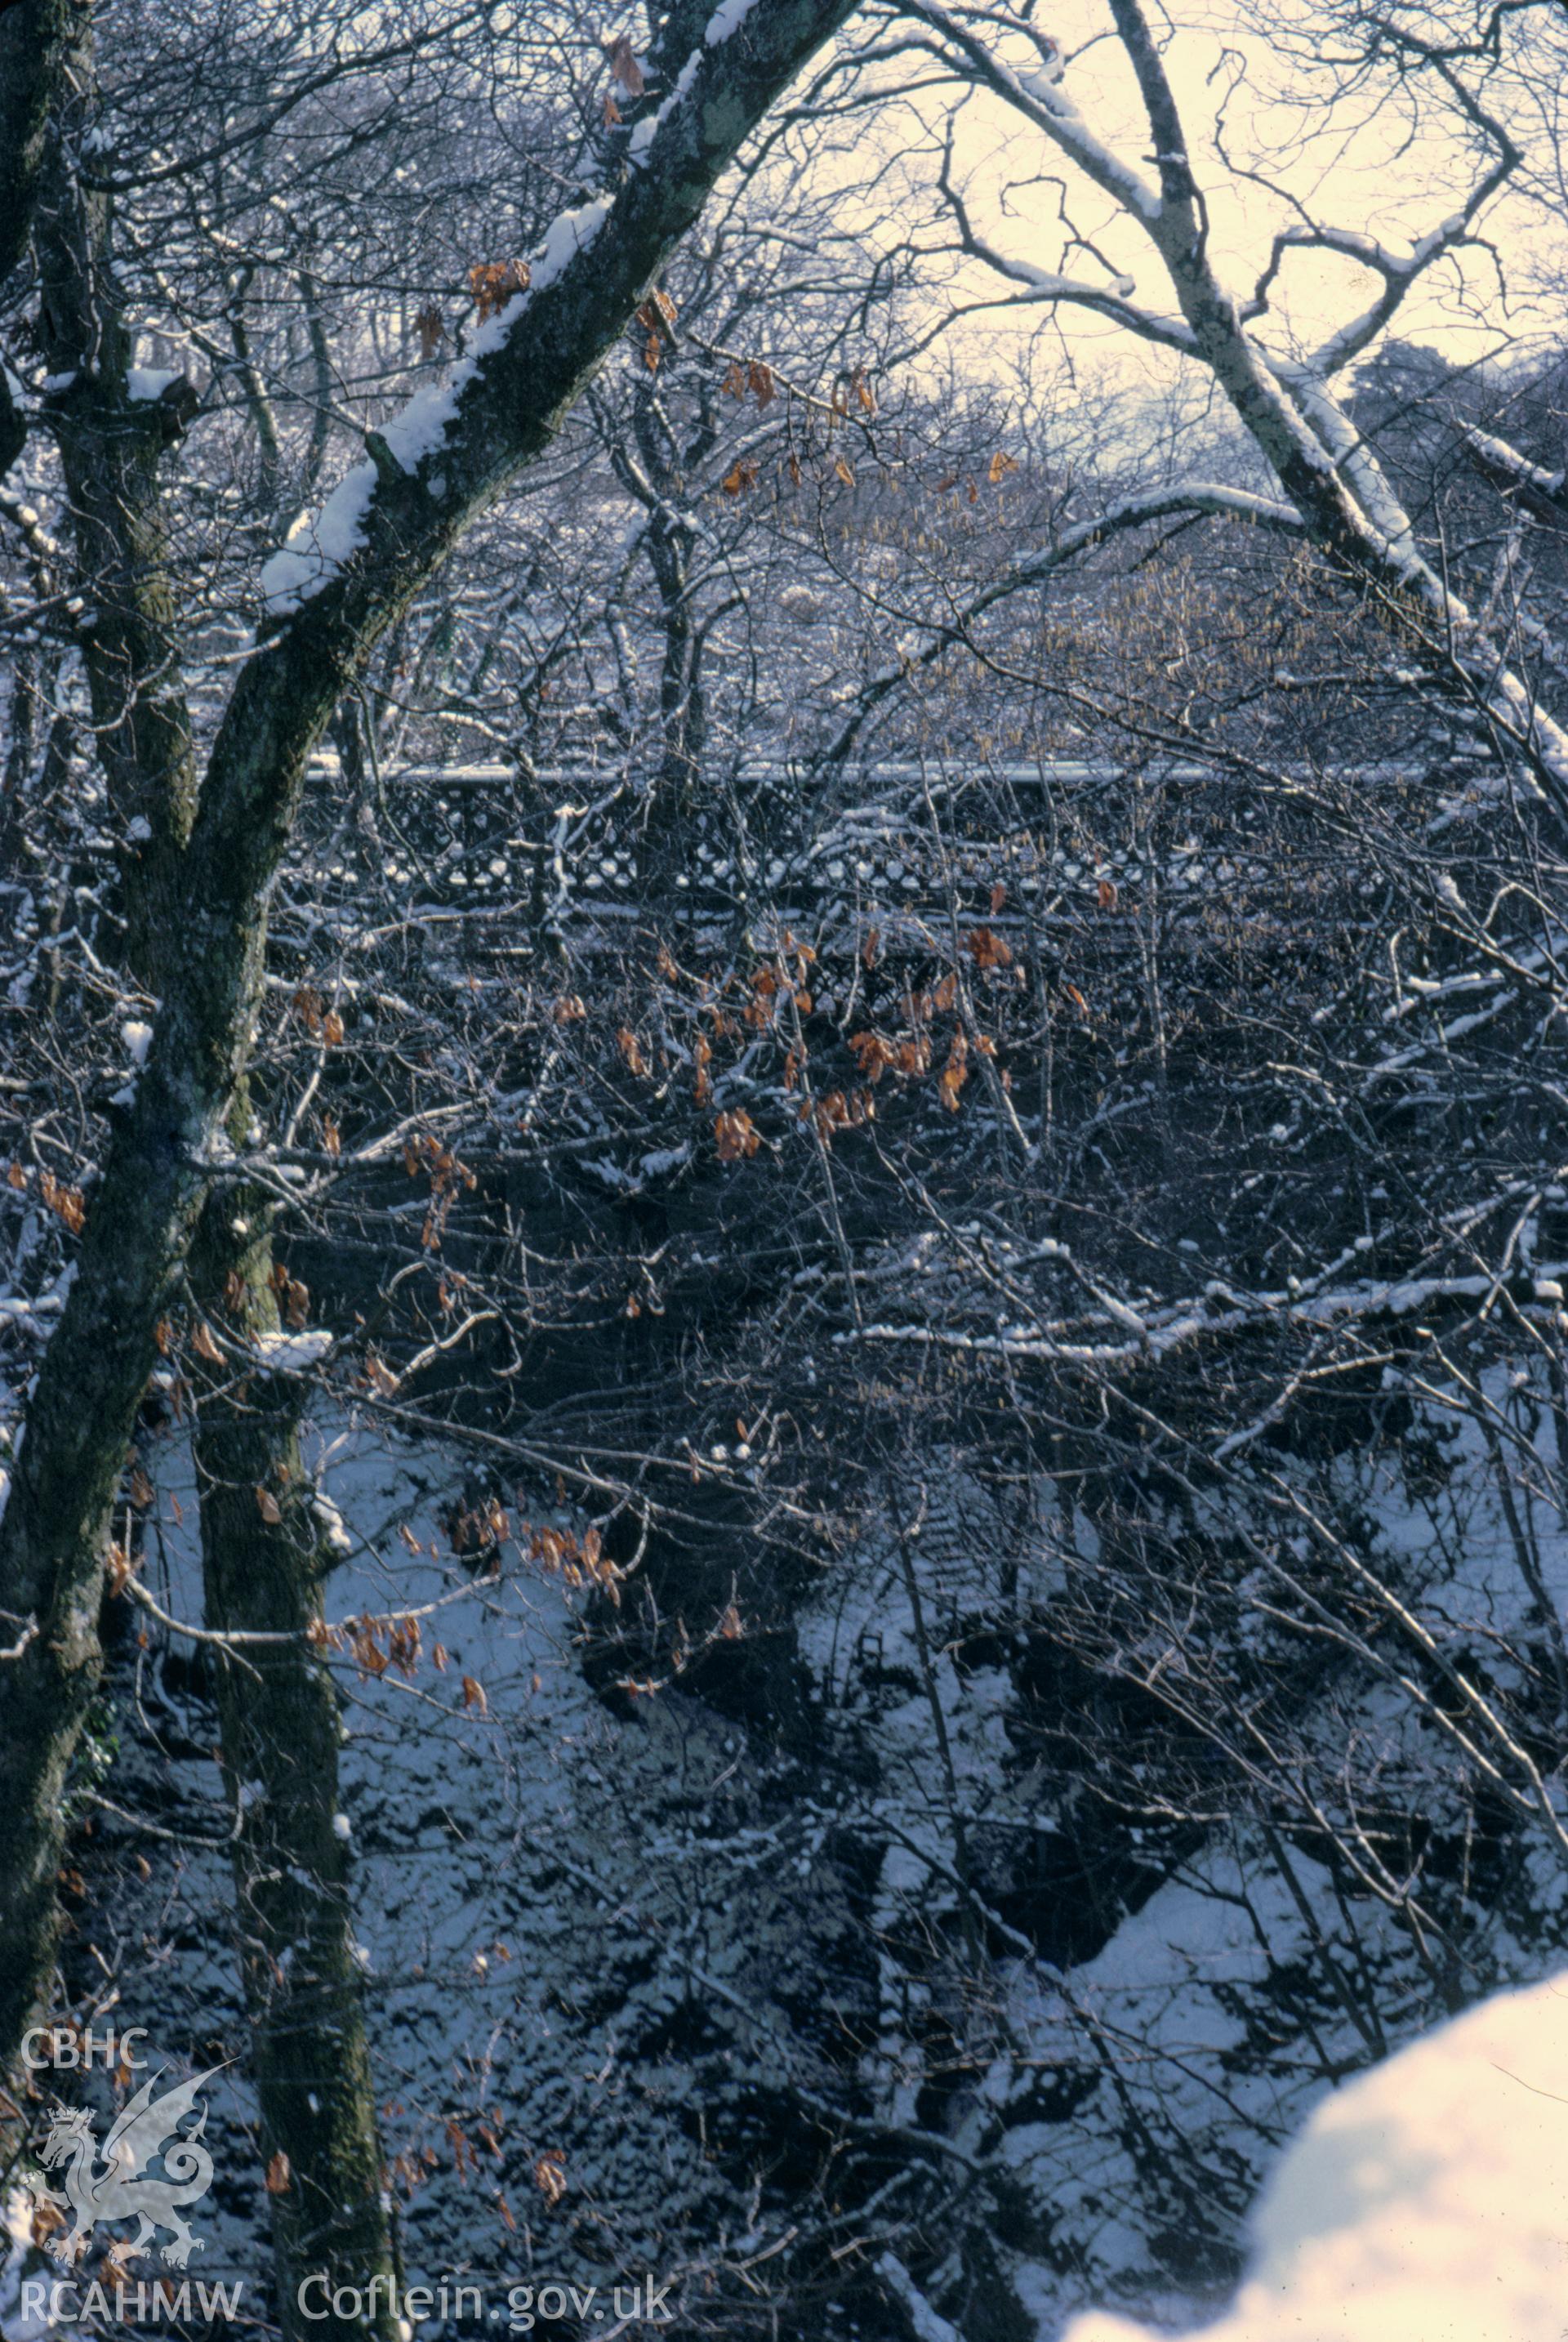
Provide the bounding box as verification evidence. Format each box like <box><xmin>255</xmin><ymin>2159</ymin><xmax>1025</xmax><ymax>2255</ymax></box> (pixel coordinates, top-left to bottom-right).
<box><xmin>1063</xmin><ymin>1971</ymin><xmax>1568</xmax><ymax>2342</ymax></box>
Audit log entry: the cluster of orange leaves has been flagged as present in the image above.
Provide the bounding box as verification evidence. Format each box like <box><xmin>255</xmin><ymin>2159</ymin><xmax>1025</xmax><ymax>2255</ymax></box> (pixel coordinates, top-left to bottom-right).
<box><xmin>520</xmin><ymin>1518</ymin><xmax>623</xmax><ymax>1604</ymax></box>
<box><xmin>934</xmin><ymin>448</ymin><xmax>1021</xmax><ymax>501</ymax></box>
<box><xmin>448</xmin><ymin>1492</ymin><xmax>512</xmax><ymax>1559</ymax></box>
<box><xmin>641</xmin><ymin>916</ymin><xmax>1028</xmax><ymax>1165</ymax></box>
<box><xmin>745</xmin><ymin>945</ymin><xmax>814</xmax><ymax>1026</ymax></box>
<box><xmin>849</xmin><ymin>1019</ymin><xmax>975</xmax><ymax>1112</ymax></box>
<box><xmin>443</xmin><ymin>1495</ymin><xmax>625</xmax><ymax>1607</ymax></box>
<box><xmin>389</xmin><ymin>2139</ymin><xmax>443</xmax><ymax>2197</ymax></box>
<box><xmin>802</xmin><ymin>1088</ymin><xmax>875</xmax><ymax>1140</ymax></box>
<box><xmin>635</xmin><ymin>287</ymin><xmax>678</xmax><ymax>372</ymax></box>
<box><xmin>16</xmin><ymin>1162</ymin><xmax>88</xmax><ymax>1233</ymax></box>
<box><xmin>292</xmin><ymin>986</ymin><xmax>345</xmax><ymax>1046</ymax></box>
<box><xmin>402</xmin><ymin>1129</ymin><xmax>477</xmax><ymax>1251</ymax></box>
<box><xmin>266</xmin><ymin>1257</ymin><xmax>311</xmax><ymax>1327</ymax></box>
<box><xmin>308</xmin><ymin>1607</ymin><xmax>430</xmax><ymax>1684</ymax></box>
<box><xmin>713</xmin><ymin>360</ymin><xmax>870</xmax><ymax>494</ymax></box>
<box><xmin>469</xmin><ymin>258</ymin><xmax>531</xmax><ymax>321</ymax></box>
<box><xmin>715</xmin><ymin>1109</ymin><xmax>760</xmax><ymax>1162</ymax></box>
<box><xmin>841</xmin><ymin>932</ymin><xmax>1011</xmax><ymax>1117</ymax></box>
<box><xmin>441</xmin><ymin>2109</ymin><xmax>506</xmax><ymax>2184</ymax></box>
<box><xmin>849</xmin><ymin>1028</ymin><xmax>932</xmax><ymax>1083</ymax></box>
<box><xmin>719</xmin><ymin>357</ymin><xmax>776</xmax><ymax>410</ymax></box>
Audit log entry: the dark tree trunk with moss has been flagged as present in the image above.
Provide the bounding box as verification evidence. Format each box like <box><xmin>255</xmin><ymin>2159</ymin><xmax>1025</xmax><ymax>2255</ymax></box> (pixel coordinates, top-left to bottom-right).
<box><xmin>31</xmin><ymin>0</ymin><xmax>199</xmax><ymax>961</ymax></box>
<box><xmin>194</xmin><ymin>1205</ymin><xmax>400</xmax><ymax>2342</ymax></box>
<box><xmin>0</xmin><ymin>28</ymin><xmax>394</xmax><ymax>2303</ymax></box>
<box><xmin>0</xmin><ymin>0</ymin><xmax>859</xmax><ymax>2143</ymax></box>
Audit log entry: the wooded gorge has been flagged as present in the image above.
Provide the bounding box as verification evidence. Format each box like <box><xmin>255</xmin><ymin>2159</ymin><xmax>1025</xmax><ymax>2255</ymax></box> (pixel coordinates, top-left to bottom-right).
<box><xmin>4</xmin><ymin>1</ymin><xmax>1568</xmax><ymax>2336</ymax></box>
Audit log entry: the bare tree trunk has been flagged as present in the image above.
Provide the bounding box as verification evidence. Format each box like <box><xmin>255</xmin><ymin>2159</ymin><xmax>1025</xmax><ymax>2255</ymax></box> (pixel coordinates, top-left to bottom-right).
<box><xmin>31</xmin><ymin>0</ymin><xmax>199</xmax><ymax>954</ymax></box>
<box><xmin>0</xmin><ymin>0</ymin><xmax>82</xmax><ymax>472</ymax></box>
<box><xmin>191</xmin><ymin>1198</ymin><xmax>400</xmax><ymax>2342</ymax></box>
<box><xmin>0</xmin><ymin>0</ymin><xmax>860</xmax><ymax>2125</ymax></box>
<box><xmin>0</xmin><ymin>31</ymin><xmax>402</xmax><ymax>2316</ymax></box>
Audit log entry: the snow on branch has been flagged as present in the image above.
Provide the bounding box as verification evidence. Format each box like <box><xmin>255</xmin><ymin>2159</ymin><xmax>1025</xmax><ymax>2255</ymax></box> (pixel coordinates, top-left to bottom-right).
<box><xmin>841</xmin><ymin>1256</ymin><xmax>1568</xmax><ymax>1372</ymax></box>
<box><xmin>260</xmin><ymin>197</ymin><xmax>615</xmax><ymax>617</ymax></box>
<box><xmin>902</xmin><ymin>0</ymin><xmax>1165</xmax><ymax>224</ymax></box>
<box><xmin>1462</xmin><ymin>424</ymin><xmax>1568</xmax><ymax>517</ymax></box>
<box><xmin>256</xmin><ymin>0</ymin><xmax>851</xmax><ymax>622</ymax></box>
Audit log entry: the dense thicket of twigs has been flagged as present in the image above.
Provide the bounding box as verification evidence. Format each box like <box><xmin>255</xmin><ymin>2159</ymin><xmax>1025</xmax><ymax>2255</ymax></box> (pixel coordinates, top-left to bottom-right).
<box><xmin>6</xmin><ymin>2</ymin><xmax>1568</xmax><ymax>2337</ymax></box>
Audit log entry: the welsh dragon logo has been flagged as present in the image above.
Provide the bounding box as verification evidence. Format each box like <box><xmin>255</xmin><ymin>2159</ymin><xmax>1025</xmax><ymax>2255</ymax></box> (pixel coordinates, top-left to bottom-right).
<box><xmin>29</xmin><ymin>2065</ymin><xmax>226</xmax><ymax>2268</ymax></box>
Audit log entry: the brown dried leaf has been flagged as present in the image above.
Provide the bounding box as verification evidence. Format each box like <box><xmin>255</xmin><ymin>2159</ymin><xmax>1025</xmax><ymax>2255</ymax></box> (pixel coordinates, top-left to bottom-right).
<box><xmin>469</xmin><ymin>258</ymin><xmax>531</xmax><ymax>322</ymax></box>
<box><xmin>964</xmin><ymin>925</ymin><xmax>1013</xmax><ymax>970</ymax></box>
<box><xmin>255</xmin><ymin>1486</ymin><xmax>283</xmax><ymax>1525</ymax></box>
<box><xmin>265</xmin><ymin>2151</ymin><xmax>292</xmax><ymax>2196</ymax></box>
<box><xmin>39</xmin><ymin>1171</ymin><xmax>86</xmax><ymax>1234</ymax></box>
<box><xmin>939</xmin><ymin>1029</ymin><xmax>969</xmax><ymax>1112</ymax></box>
<box><xmin>715</xmin><ymin>1109</ymin><xmax>760</xmax><ymax>1163</ymax></box>
<box><xmin>607</xmin><ymin>33</ymin><xmax>645</xmax><ymax>93</ymax></box>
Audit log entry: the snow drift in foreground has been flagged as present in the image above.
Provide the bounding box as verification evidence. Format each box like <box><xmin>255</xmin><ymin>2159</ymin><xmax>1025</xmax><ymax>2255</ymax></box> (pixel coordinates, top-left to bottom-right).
<box><xmin>1063</xmin><ymin>1970</ymin><xmax>1568</xmax><ymax>2342</ymax></box>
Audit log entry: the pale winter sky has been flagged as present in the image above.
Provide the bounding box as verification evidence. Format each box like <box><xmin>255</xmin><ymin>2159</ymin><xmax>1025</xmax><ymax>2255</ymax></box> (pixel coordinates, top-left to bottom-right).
<box><xmin>853</xmin><ymin>0</ymin><xmax>1568</xmax><ymax>401</ymax></box>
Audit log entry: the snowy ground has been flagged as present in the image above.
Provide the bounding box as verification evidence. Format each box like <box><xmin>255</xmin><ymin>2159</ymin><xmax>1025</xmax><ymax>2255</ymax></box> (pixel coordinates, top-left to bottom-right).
<box><xmin>5</xmin><ymin>1407</ymin><xmax>864</xmax><ymax>2332</ymax></box>
<box><xmin>5</xmin><ymin>1368</ymin><xmax>1568</xmax><ymax>2339</ymax></box>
